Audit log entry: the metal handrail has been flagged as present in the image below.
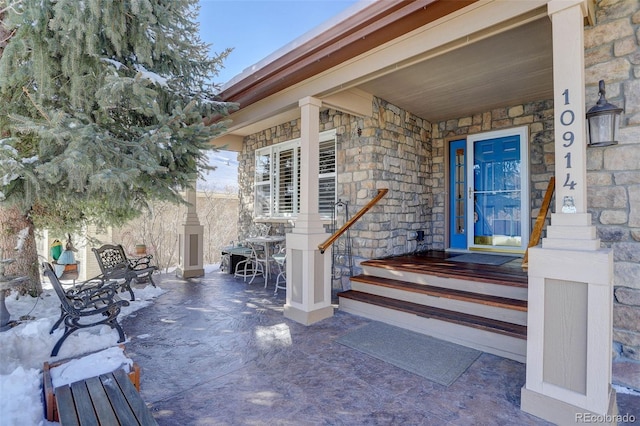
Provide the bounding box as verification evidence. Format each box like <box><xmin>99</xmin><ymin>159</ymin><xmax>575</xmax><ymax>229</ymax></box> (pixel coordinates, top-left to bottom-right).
<box><xmin>318</xmin><ymin>188</ymin><xmax>389</xmax><ymax>254</ymax></box>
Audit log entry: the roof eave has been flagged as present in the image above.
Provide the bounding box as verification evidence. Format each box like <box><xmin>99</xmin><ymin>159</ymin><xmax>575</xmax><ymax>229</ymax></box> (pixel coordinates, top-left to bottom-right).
<box><xmin>218</xmin><ymin>0</ymin><xmax>478</xmax><ymax>110</ymax></box>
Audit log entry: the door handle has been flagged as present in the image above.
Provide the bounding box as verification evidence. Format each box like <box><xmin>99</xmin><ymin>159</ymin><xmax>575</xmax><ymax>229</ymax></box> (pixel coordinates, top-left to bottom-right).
<box><xmin>468</xmin><ymin>187</ymin><xmax>473</xmax><ymax>199</ymax></box>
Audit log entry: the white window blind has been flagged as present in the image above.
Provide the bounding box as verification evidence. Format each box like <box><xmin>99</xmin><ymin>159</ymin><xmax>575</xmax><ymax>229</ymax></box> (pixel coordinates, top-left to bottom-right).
<box><xmin>255</xmin><ymin>130</ymin><xmax>336</xmax><ymax>219</ymax></box>
<box><xmin>318</xmin><ymin>137</ymin><xmax>336</xmax><ymax>215</ymax></box>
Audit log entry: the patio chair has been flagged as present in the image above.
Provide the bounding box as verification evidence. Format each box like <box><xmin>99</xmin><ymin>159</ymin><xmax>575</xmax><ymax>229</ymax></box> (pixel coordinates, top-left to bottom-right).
<box><xmin>233</xmin><ymin>243</ymin><xmax>266</xmax><ymax>284</ymax></box>
<box><xmin>43</xmin><ymin>262</ymin><xmax>129</xmax><ymax>357</ymax></box>
<box><xmin>92</xmin><ymin>244</ymin><xmax>157</xmax><ymax>301</ymax></box>
<box><xmin>249</xmin><ymin>223</ymin><xmax>271</xmax><ymax>237</ymax></box>
<box><xmin>272</xmin><ymin>248</ymin><xmax>286</xmax><ymax>295</ymax></box>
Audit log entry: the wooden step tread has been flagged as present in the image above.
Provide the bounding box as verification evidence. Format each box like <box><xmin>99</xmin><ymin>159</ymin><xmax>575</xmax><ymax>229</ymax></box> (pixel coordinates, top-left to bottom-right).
<box><xmin>361</xmin><ymin>252</ymin><xmax>527</xmax><ymax>288</ymax></box>
<box><xmin>351</xmin><ymin>274</ymin><xmax>527</xmax><ymax>311</ymax></box>
<box><xmin>339</xmin><ymin>290</ymin><xmax>527</xmax><ymax>340</ymax></box>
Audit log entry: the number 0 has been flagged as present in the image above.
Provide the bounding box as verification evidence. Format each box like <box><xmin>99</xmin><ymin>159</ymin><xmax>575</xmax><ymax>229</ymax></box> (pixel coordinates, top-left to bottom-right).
<box><xmin>561</xmin><ymin>110</ymin><xmax>575</xmax><ymax>126</ymax></box>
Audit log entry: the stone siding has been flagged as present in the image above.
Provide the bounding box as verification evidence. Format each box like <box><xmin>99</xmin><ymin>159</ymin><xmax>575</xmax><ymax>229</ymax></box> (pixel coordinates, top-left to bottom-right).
<box><xmin>586</xmin><ymin>0</ymin><xmax>640</xmax><ymax>360</ymax></box>
<box><xmin>345</xmin><ymin>97</ymin><xmax>432</xmax><ymax>261</ymax></box>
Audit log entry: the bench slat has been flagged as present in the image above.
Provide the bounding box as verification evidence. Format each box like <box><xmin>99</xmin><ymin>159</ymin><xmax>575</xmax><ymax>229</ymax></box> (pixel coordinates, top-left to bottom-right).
<box><xmin>54</xmin><ymin>385</ymin><xmax>80</xmax><ymax>426</ymax></box>
<box><xmin>69</xmin><ymin>381</ymin><xmax>99</xmax><ymax>426</ymax></box>
<box><xmin>84</xmin><ymin>376</ymin><xmax>119</xmax><ymax>425</ymax></box>
<box><xmin>112</xmin><ymin>369</ymin><xmax>159</xmax><ymax>425</ymax></box>
<box><xmin>100</xmin><ymin>373</ymin><xmax>141</xmax><ymax>425</ymax></box>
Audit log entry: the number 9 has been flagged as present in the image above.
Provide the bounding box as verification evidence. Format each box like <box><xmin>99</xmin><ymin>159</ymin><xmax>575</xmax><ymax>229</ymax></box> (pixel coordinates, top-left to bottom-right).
<box><xmin>562</xmin><ymin>131</ymin><xmax>574</xmax><ymax>147</ymax></box>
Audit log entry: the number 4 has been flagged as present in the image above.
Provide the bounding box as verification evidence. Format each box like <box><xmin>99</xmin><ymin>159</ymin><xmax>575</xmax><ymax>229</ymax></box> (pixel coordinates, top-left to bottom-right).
<box><xmin>563</xmin><ymin>173</ymin><xmax>576</xmax><ymax>190</ymax></box>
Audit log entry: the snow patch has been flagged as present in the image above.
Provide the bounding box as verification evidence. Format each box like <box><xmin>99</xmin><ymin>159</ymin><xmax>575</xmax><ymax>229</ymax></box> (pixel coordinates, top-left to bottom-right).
<box><xmin>49</xmin><ymin>346</ymin><xmax>133</xmax><ymax>388</ymax></box>
<box><xmin>100</xmin><ymin>57</ymin><xmax>126</xmax><ymax>70</ymax></box>
<box><xmin>134</xmin><ymin>64</ymin><xmax>168</xmax><ymax>87</ymax></box>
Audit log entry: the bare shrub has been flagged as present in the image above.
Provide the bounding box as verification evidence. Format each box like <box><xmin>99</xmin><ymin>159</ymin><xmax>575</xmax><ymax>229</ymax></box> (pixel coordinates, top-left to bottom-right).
<box><xmin>118</xmin><ymin>188</ymin><xmax>238</xmax><ymax>271</ymax></box>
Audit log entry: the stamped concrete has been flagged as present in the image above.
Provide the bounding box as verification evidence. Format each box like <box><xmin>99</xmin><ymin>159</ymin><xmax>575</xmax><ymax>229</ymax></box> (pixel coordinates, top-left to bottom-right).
<box><xmin>122</xmin><ymin>271</ymin><xmax>638</xmax><ymax>425</ymax></box>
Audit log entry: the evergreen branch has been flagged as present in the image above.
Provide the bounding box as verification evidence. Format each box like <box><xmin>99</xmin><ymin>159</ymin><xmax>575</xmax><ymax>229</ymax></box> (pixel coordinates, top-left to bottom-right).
<box><xmin>0</xmin><ymin>0</ymin><xmax>24</xmax><ymax>15</ymax></box>
<box><xmin>21</xmin><ymin>87</ymin><xmax>50</xmax><ymax>123</ymax></box>
<box><xmin>0</xmin><ymin>28</ymin><xmax>16</xmax><ymax>44</ymax></box>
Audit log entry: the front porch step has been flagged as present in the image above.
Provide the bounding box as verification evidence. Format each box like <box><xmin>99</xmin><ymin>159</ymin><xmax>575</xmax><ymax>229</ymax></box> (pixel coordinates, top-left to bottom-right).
<box><xmin>360</xmin><ymin>262</ymin><xmax>528</xmax><ymax>301</ymax></box>
<box><xmin>350</xmin><ymin>274</ymin><xmax>527</xmax><ymax>326</ymax></box>
<box><xmin>339</xmin><ymin>290</ymin><xmax>527</xmax><ymax>363</ymax></box>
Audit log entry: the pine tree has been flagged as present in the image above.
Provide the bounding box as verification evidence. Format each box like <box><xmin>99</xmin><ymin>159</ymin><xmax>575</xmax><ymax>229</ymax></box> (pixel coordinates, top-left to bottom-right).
<box><xmin>1</xmin><ymin>1</ymin><xmax>42</xmax><ymax>294</ymax></box>
<box><xmin>1</xmin><ymin>0</ymin><xmax>235</xmax><ymax>229</ymax></box>
<box><xmin>0</xmin><ymin>0</ymin><xmax>235</xmax><ymax>292</ymax></box>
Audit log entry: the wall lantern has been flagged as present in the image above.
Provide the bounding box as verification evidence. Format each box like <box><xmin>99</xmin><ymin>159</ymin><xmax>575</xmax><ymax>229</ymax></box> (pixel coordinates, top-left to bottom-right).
<box><xmin>586</xmin><ymin>80</ymin><xmax>623</xmax><ymax>147</ymax></box>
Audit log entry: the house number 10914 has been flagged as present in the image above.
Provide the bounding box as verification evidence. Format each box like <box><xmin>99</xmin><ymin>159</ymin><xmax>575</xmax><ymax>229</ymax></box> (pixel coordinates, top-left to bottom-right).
<box><xmin>561</xmin><ymin>89</ymin><xmax>577</xmax><ymax>191</ymax></box>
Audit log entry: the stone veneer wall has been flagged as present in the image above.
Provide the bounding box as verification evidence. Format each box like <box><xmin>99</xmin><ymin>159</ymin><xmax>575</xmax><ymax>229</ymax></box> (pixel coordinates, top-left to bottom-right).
<box><xmin>430</xmin><ymin>100</ymin><xmax>555</xmax><ymax>250</ymax></box>
<box><xmin>347</xmin><ymin>97</ymin><xmax>432</xmax><ymax>260</ymax></box>
<box><xmin>237</xmin><ymin>97</ymin><xmax>432</xmax><ymax>287</ymax></box>
<box><xmin>585</xmin><ymin>0</ymin><xmax>640</xmax><ymax>360</ymax></box>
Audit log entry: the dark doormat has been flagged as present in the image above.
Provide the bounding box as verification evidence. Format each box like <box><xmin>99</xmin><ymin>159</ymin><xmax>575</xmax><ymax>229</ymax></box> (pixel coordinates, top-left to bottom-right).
<box><xmin>336</xmin><ymin>321</ymin><xmax>481</xmax><ymax>386</ymax></box>
<box><xmin>449</xmin><ymin>253</ymin><xmax>516</xmax><ymax>266</ymax></box>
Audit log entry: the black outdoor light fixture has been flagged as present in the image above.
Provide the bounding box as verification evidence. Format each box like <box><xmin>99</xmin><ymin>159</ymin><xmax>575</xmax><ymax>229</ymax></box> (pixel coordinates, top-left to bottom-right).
<box><xmin>586</xmin><ymin>79</ymin><xmax>623</xmax><ymax>147</ymax></box>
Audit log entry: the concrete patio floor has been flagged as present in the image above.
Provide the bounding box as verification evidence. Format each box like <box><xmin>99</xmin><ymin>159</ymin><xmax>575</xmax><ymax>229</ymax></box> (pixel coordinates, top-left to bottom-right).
<box><xmin>122</xmin><ymin>270</ymin><xmax>639</xmax><ymax>425</ymax></box>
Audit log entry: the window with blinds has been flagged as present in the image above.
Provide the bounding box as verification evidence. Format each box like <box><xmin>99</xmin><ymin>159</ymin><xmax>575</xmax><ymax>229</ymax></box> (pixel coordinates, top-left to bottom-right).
<box><xmin>255</xmin><ymin>130</ymin><xmax>336</xmax><ymax>219</ymax></box>
<box><xmin>318</xmin><ymin>137</ymin><xmax>336</xmax><ymax>215</ymax></box>
<box><xmin>276</xmin><ymin>145</ymin><xmax>297</xmax><ymax>214</ymax></box>
<box><xmin>255</xmin><ymin>151</ymin><xmax>272</xmax><ymax>216</ymax></box>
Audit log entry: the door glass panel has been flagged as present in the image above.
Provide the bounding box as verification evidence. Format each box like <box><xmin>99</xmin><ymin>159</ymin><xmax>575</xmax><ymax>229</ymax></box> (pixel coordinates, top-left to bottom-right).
<box><xmin>455</xmin><ymin>149</ymin><xmax>465</xmax><ymax>235</ymax></box>
<box><xmin>472</xmin><ymin>135</ymin><xmax>523</xmax><ymax>248</ymax></box>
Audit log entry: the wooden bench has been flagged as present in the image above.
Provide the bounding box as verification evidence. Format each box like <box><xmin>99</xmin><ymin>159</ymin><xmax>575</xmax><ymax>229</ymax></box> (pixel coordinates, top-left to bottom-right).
<box><xmin>54</xmin><ymin>368</ymin><xmax>158</xmax><ymax>425</ymax></box>
<box><xmin>92</xmin><ymin>244</ymin><xmax>158</xmax><ymax>301</ymax></box>
<box><xmin>43</xmin><ymin>354</ymin><xmax>141</xmax><ymax>422</ymax></box>
<box><xmin>43</xmin><ymin>262</ymin><xmax>130</xmax><ymax>357</ymax></box>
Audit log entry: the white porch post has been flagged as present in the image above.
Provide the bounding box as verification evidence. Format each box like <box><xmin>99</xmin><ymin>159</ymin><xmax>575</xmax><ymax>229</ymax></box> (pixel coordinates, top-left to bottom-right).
<box><xmin>176</xmin><ymin>182</ymin><xmax>205</xmax><ymax>279</ymax></box>
<box><xmin>521</xmin><ymin>1</ymin><xmax>617</xmax><ymax>424</ymax></box>
<box><xmin>284</xmin><ymin>96</ymin><xmax>333</xmax><ymax>325</ymax></box>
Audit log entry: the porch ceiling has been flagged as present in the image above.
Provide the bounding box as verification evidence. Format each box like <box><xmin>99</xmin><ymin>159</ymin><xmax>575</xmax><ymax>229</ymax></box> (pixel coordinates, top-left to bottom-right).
<box><xmin>355</xmin><ymin>17</ymin><xmax>554</xmax><ymax>123</ymax></box>
<box><xmin>214</xmin><ymin>7</ymin><xmax>555</xmax><ymax>147</ymax></box>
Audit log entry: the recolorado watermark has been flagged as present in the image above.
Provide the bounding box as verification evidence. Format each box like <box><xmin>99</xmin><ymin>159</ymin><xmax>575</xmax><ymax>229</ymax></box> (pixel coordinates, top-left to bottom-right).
<box><xmin>576</xmin><ymin>413</ymin><xmax>636</xmax><ymax>423</ymax></box>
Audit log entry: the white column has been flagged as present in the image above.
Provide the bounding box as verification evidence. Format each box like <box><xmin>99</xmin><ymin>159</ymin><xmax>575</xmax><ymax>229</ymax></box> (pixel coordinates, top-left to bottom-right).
<box><xmin>284</xmin><ymin>96</ymin><xmax>333</xmax><ymax>325</ymax></box>
<box><xmin>521</xmin><ymin>1</ymin><xmax>617</xmax><ymax>424</ymax></box>
<box><xmin>176</xmin><ymin>183</ymin><xmax>205</xmax><ymax>279</ymax></box>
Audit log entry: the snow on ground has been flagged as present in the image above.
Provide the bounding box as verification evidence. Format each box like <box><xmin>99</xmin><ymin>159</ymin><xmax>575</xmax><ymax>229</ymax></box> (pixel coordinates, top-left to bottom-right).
<box><xmin>0</xmin><ymin>265</ymin><xmax>217</xmax><ymax>426</ymax></box>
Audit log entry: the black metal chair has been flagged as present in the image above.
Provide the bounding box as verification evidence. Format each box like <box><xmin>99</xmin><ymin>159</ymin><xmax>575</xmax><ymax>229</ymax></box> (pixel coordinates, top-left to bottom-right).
<box><xmin>92</xmin><ymin>244</ymin><xmax>157</xmax><ymax>301</ymax></box>
<box><xmin>43</xmin><ymin>262</ymin><xmax>129</xmax><ymax>357</ymax></box>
